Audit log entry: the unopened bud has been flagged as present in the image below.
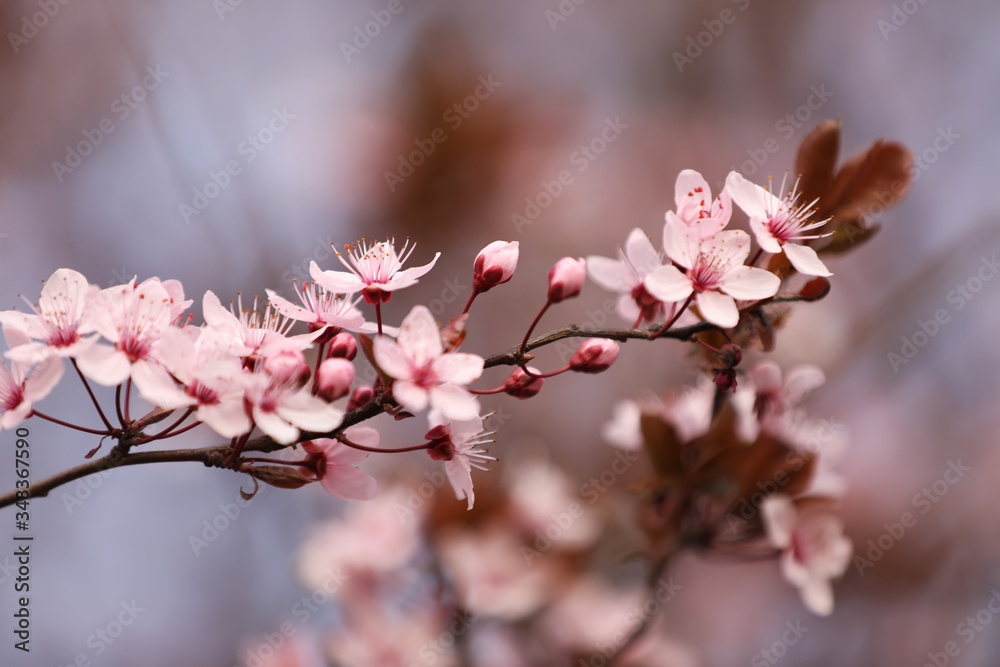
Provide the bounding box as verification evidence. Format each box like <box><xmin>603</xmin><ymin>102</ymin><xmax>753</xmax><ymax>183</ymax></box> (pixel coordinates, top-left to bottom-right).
<box><xmin>316</xmin><ymin>358</ymin><xmax>355</xmax><ymax>402</ymax></box>
<box><xmin>327</xmin><ymin>332</ymin><xmax>358</xmax><ymax>361</ymax></box>
<box><xmin>719</xmin><ymin>343</ymin><xmax>742</xmax><ymax>368</ymax></box>
<box><xmin>264</xmin><ymin>347</ymin><xmax>310</xmax><ymax>386</ymax></box>
<box><xmin>502</xmin><ymin>367</ymin><xmax>544</xmax><ymax>398</ymax></box>
<box><xmin>569</xmin><ymin>338</ymin><xmax>620</xmax><ymax>374</ymax></box>
<box><xmin>714</xmin><ymin>368</ymin><xmax>738</xmax><ymax>392</ymax></box>
<box><xmin>547</xmin><ymin>257</ymin><xmax>586</xmax><ymax>303</ymax></box>
<box><xmin>346</xmin><ymin>385</ymin><xmax>375</xmax><ymax>412</ymax></box>
<box><xmin>473</xmin><ymin>240</ymin><xmax>519</xmax><ymax>293</ymax></box>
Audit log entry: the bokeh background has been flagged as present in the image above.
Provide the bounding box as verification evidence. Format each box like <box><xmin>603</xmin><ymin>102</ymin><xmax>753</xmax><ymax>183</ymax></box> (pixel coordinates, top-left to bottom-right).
<box><xmin>0</xmin><ymin>0</ymin><xmax>997</xmax><ymax>665</ymax></box>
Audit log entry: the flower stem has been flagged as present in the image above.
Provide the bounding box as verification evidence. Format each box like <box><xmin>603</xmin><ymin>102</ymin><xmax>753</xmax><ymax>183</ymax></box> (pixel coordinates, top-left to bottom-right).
<box><xmin>124</xmin><ymin>377</ymin><xmax>132</xmax><ymax>423</ymax></box>
<box><xmin>375</xmin><ymin>302</ymin><xmax>383</xmax><ymax>336</ymax></box>
<box><xmin>462</xmin><ymin>291</ymin><xmax>478</xmax><ymax>315</ymax></box>
<box><xmin>652</xmin><ymin>294</ymin><xmax>693</xmax><ymax>340</ymax></box>
<box><xmin>29</xmin><ymin>410</ymin><xmax>113</xmax><ymax>436</ymax></box>
<box><xmin>520</xmin><ymin>300</ymin><xmax>551</xmax><ymax>357</ymax></box>
<box><xmin>469</xmin><ymin>386</ymin><xmax>506</xmax><ymax>395</ymax></box>
<box><xmin>72</xmin><ymin>359</ymin><xmax>113</xmax><ymax>431</ymax></box>
<box><xmin>114</xmin><ymin>383</ymin><xmax>126</xmax><ymax>426</ymax></box>
<box><xmin>338</xmin><ymin>436</ymin><xmax>432</xmax><ymax>454</ymax></box>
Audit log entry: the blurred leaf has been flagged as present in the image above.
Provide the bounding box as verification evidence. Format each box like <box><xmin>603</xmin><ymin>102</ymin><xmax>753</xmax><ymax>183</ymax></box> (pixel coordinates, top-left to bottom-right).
<box><xmin>641</xmin><ymin>413</ymin><xmax>684</xmax><ymax>480</ymax></box>
<box><xmin>797</xmin><ymin>276</ymin><xmax>831</xmax><ymax>301</ymax></box>
<box><xmin>794</xmin><ymin>119</ymin><xmax>841</xmax><ymax>207</ymax></box>
<box><xmin>821</xmin><ymin>140</ymin><xmax>913</xmax><ymax>219</ymax></box>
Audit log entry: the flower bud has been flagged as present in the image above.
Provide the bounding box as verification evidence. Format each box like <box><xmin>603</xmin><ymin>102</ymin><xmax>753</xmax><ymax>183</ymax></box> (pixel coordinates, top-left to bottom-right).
<box><xmin>718</xmin><ymin>343</ymin><xmax>742</xmax><ymax>368</ymax></box>
<box><xmin>569</xmin><ymin>338</ymin><xmax>620</xmax><ymax>374</ymax></box>
<box><xmin>547</xmin><ymin>257</ymin><xmax>586</xmax><ymax>303</ymax></box>
<box><xmin>327</xmin><ymin>332</ymin><xmax>358</xmax><ymax>361</ymax></box>
<box><xmin>714</xmin><ymin>367</ymin><xmax>738</xmax><ymax>392</ymax></box>
<box><xmin>502</xmin><ymin>367</ymin><xmax>544</xmax><ymax>398</ymax></box>
<box><xmin>346</xmin><ymin>385</ymin><xmax>375</xmax><ymax>412</ymax></box>
<box><xmin>264</xmin><ymin>347</ymin><xmax>310</xmax><ymax>386</ymax></box>
<box><xmin>473</xmin><ymin>240</ymin><xmax>519</xmax><ymax>293</ymax></box>
<box><xmin>316</xmin><ymin>358</ymin><xmax>355</xmax><ymax>402</ymax></box>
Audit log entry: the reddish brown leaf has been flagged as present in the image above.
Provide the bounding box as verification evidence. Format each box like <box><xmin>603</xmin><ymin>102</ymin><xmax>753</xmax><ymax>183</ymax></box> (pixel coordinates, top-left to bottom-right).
<box><xmin>822</xmin><ymin>141</ymin><xmax>913</xmax><ymax>220</ymax></box>
<box><xmin>640</xmin><ymin>413</ymin><xmax>683</xmax><ymax>480</ymax></box>
<box><xmin>798</xmin><ymin>277</ymin><xmax>831</xmax><ymax>301</ymax></box>
<box><xmin>794</xmin><ymin>120</ymin><xmax>841</xmax><ymax>207</ymax></box>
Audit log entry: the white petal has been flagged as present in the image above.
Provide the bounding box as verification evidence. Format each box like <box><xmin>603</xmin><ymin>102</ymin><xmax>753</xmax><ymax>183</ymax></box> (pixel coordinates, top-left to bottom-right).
<box><xmin>265</xmin><ymin>289</ymin><xmax>314</xmax><ymax>322</ymax></box>
<box><xmin>253</xmin><ymin>407</ymin><xmax>298</xmax><ymax>444</ymax></box>
<box><xmin>586</xmin><ymin>256</ymin><xmax>632</xmax><ymax>293</ymax></box>
<box><xmin>131</xmin><ymin>360</ymin><xmax>189</xmax><ymax>409</ymax></box>
<box><xmin>445</xmin><ymin>458</ymin><xmax>475</xmax><ymax>509</ymax></box>
<box><xmin>277</xmin><ymin>392</ymin><xmax>343</xmax><ymax>433</ymax></box>
<box><xmin>749</xmin><ymin>215</ymin><xmax>783</xmax><ymax>254</ymax></box>
<box><xmin>429</xmin><ymin>383</ymin><xmax>480</xmax><ymax>421</ymax></box>
<box><xmin>783</xmin><ymin>365</ymin><xmax>825</xmax><ymax>405</ymax></box>
<box><xmin>198</xmin><ymin>402</ymin><xmax>252</xmax><ymax>439</ymax></box>
<box><xmin>645</xmin><ymin>265</ymin><xmax>693</xmax><ymax>303</ymax></box>
<box><xmin>783</xmin><ymin>243</ymin><xmax>833</xmax><ymax>277</ymax></box>
<box><xmin>384</xmin><ymin>252</ymin><xmax>440</xmax><ymax>291</ymax></box>
<box><xmin>761</xmin><ymin>495</ymin><xmax>796</xmax><ymax>549</ymax></box>
<box><xmin>719</xmin><ymin>266</ymin><xmax>780</xmax><ymax>300</ymax></box>
<box><xmin>309</xmin><ymin>261</ymin><xmax>365</xmax><ymax>294</ymax></box>
<box><xmin>22</xmin><ymin>357</ymin><xmax>64</xmax><ymax>404</ymax></box>
<box><xmin>726</xmin><ymin>171</ymin><xmax>773</xmax><ymax>221</ymax></box>
<box><xmin>76</xmin><ymin>344</ymin><xmax>131</xmax><ymax>386</ymax></box>
<box><xmin>322</xmin><ymin>465</ymin><xmax>377</xmax><ymax>501</ymax></box>
<box><xmin>372</xmin><ymin>338</ymin><xmax>412</xmax><ymax>381</ymax></box>
<box><xmin>696</xmin><ymin>291</ymin><xmax>738</xmax><ymax>328</ymax></box>
<box><xmin>662</xmin><ymin>215</ymin><xmax>697</xmax><ymax>268</ymax></box>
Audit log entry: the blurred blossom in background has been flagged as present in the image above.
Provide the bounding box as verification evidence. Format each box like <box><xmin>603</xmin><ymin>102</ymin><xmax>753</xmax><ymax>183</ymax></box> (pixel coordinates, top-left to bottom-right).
<box><xmin>0</xmin><ymin>0</ymin><xmax>998</xmax><ymax>665</ymax></box>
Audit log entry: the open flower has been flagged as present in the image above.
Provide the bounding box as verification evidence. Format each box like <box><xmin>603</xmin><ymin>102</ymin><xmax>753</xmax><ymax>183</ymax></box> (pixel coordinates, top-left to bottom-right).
<box><xmin>667</xmin><ymin>169</ymin><xmax>732</xmax><ymax>239</ymax></box>
<box><xmin>265</xmin><ymin>283</ymin><xmax>368</xmax><ymax>333</ymax></box>
<box><xmin>373</xmin><ymin>305</ymin><xmax>484</xmax><ymax>420</ymax></box>
<box><xmin>726</xmin><ymin>171</ymin><xmax>832</xmax><ymax>276</ymax></box>
<box><xmin>0</xmin><ymin>268</ymin><xmax>99</xmax><ymax>364</ymax></box>
<box><xmin>301</xmin><ymin>427</ymin><xmax>379</xmax><ymax>501</ymax></box>
<box><xmin>0</xmin><ymin>326</ymin><xmax>63</xmax><ymax>429</ymax></box>
<box><xmin>426</xmin><ymin>411</ymin><xmax>496</xmax><ymax>510</ymax></box>
<box><xmin>202</xmin><ymin>291</ymin><xmax>320</xmax><ymax>364</ymax></box>
<box><xmin>762</xmin><ymin>495</ymin><xmax>852</xmax><ymax>616</ymax></box>
<box><xmin>645</xmin><ymin>221</ymin><xmax>780</xmax><ymax>328</ymax></box>
<box><xmin>310</xmin><ymin>237</ymin><xmax>440</xmax><ymax>305</ymax></box>
<box><xmin>587</xmin><ymin>228</ymin><xmax>672</xmax><ymax>324</ymax></box>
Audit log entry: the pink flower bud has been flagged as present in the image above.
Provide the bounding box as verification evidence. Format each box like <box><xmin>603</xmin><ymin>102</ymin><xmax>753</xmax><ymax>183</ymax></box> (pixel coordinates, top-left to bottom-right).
<box><xmin>264</xmin><ymin>347</ymin><xmax>310</xmax><ymax>386</ymax></box>
<box><xmin>569</xmin><ymin>338</ymin><xmax>620</xmax><ymax>374</ymax></box>
<box><xmin>327</xmin><ymin>332</ymin><xmax>358</xmax><ymax>361</ymax></box>
<box><xmin>502</xmin><ymin>366</ymin><xmax>544</xmax><ymax>398</ymax></box>
<box><xmin>473</xmin><ymin>240</ymin><xmax>519</xmax><ymax>293</ymax></box>
<box><xmin>316</xmin><ymin>358</ymin><xmax>355</xmax><ymax>402</ymax></box>
<box><xmin>346</xmin><ymin>385</ymin><xmax>375</xmax><ymax>412</ymax></box>
<box><xmin>547</xmin><ymin>257</ymin><xmax>586</xmax><ymax>303</ymax></box>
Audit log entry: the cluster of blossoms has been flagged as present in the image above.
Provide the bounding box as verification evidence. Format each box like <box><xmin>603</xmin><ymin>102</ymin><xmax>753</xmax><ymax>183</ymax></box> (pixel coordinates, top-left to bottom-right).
<box><xmin>0</xmin><ymin>120</ymin><xmax>913</xmax><ymax>662</ymax></box>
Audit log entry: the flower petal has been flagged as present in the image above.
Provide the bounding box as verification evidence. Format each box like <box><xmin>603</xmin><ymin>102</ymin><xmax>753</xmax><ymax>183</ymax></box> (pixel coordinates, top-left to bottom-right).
<box><xmin>782</xmin><ymin>243</ymin><xmax>833</xmax><ymax>277</ymax></box>
<box><xmin>719</xmin><ymin>266</ymin><xmax>780</xmax><ymax>300</ymax></box>
<box><xmin>586</xmin><ymin>256</ymin><xmax>633</xmax><ymax>293</ymax></box>
<box><xmin>396</xmin><ymin>306</ymin><xmax>443</xmax><ymax>367</ymax></box>
<box><xmin>695</xmin><ymin>291</ymin><xmax>738</xmax><ymax>328</ymax></box>
<box><xmin>392</xmin><ymin>380</ymin><xmax>429</xmax><ymax>413</ymax></box>
<box><xmin>431</xmin><ymin>353</ymin><xmax>484</xmax><ymax>386</ymax></box>
<box><xmin>429</xmin><ymin>383</ymin><xmax>480</xmax><ymax>421</ymax></box>
<box><xmin>645</xmin><ymin>265</ymin><xmax>693</xmax><ymax>303</ymax></box>
<box><xmin>309</xmin><ymin>261</ymin><xmax>365</xmax><ymax>294</ymax></box>
<box><xmin>372</xmin><ymin>338</ymin><xmax>412</xmax><ymax>381</ymax></box>
<box><xmin>321</xmin><ymin>465</ymin><xmax>378</xmax><ymax>501</ymax></box>
<box><xmin>623</xmin><ymin>228</ymin><xmax>662</xmax><ymax>277</ymax></box>
<box><xmin>384</xmin><ymin>252</ymin><xmax>441</xmax><ymax>291</ymax></box>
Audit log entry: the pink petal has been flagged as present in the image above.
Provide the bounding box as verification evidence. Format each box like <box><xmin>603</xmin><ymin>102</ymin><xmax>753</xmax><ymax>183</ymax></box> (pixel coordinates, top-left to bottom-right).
<box><xmin>662</xmin><ymin>215</ymin><xmax>698</xmax><ymax>268</ymax></box>
<box><xmin>782</xmin><ymin>243</ymin><xmax>833</xmax><ymax>277</ymax></box>
<box><xmin>431</xmin><ymin>353</ymin><xmax>484</xmax><ymax>386</ymax></box>
<box><xmin>309</xmin><ymin>261</ymin><xmax>366</xmax><ymax>294</ymax></box>
<box><xmin>253</xmin><ymin>407</ymin><xmax>298</xmax><ymax>444</ymax></box>
<box><xmin>131</xmin><ymin>360</ymin><xmax>189</xmax><ymax>409</ymax></box>
<box><xmin>276</xmin><ymin>391</ymin><xmax>344</xmax><ymax>433</ymax></box>
<box><xmin>265</xmin><ymin>289</ymin><xmax>315</xmax><ymax>322</ymax></box>
<box><xmin>673</xmin><ymin>169</ymin><xmax>713</xmax><ymax>220</ymax></box>
<box><xmin>752</xmin><ymin>361</ymin><xmax>783</xmax><ymax>394</ymax></box>
<box><xmin>696</xmin><ymin>291</ymin><xmax>738</xmax><ymax>328</ymax></box>
<box><xmin>383</xmin><ymin>252</ymin><xmax>441</xmax><ymax>291</ymax></box>
<box><xmin>372</xmin><ymin>338</ymin><xmax>413</xmax><ymax>381</ymax></box>
<box><xmin>198</xmin><ymin>402</ymin><xmax>252</xmax><ymax>439</ymax></box>
<box><xmin>391</xmin><ymin>379</ymin><xmax>429</xmax><ymax>413</ymax></box>
<box><xmin>702</xmin><ymin>230</ymin><xmax>751</xmax><ymax>267</ymax></box>
<box><xmin>321</xmin><ymin>465</ymin><xmax>377</xmax><ymax>501</ymax></box>
<box><xmin>586</xmin><ymin>256</ymin><xmax>633</xmax><ymax>293</ymax></box>
<box><xmin>429</xmin><ymin>383</ymin><xmax>480</xmax><ymax>421</ymax></box>
<box><xmin>726</xmin><ymin>171</ymin><xmax>773</xmax><ymax>221</ymax></box>
<box><xmin>202</xmin><ymin>291</ymin><xmax>237</xmax><ymax>330</ymax></box>
<box><xmin>21</xmin><ymin>357</ymin><xmax>64</xmax><ymax>403</ymax></box>
<box><xmin>762</xmin><ymin>495</ymin><xmax>796</xmax><ymax>549</ymax></box>
<box><xmin>397</xmin><ymin>306</ymin><xmax>443</xmax><ymax>367</ymax></box>
<box><xmin>445</xmin><ymin>458</ymin><xmax>475</xmax><ymax>509</ymax></box>
<box><xmin>644</xmin><ymin>265</ymin><xmax>693</xmax><ymax>303</ymax></box>
<box><xmin>76</xmin><ymin>344</ymin><xmax>131</xmax><ymax>386</ymax></box>
<box><xmin>623</xmin><ymin>228</ymin><xmax>662</xmax><ymax>277</ymax></box>
<box><xmin>783</xmin><ymin>365</ymin><xmax>826</xmax><ymax>404</ymax></box>
<box><xmin>719</xmin><ymin>266</ymin><xmax>780</xmax><ymax>300</ymax></box>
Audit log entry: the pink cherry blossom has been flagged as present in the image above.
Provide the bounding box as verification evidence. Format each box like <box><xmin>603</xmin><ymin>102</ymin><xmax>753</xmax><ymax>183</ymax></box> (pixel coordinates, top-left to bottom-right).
<box><xmin>645</xmin><ymin>220</ymin><xmax>780</xmax><ymax>328</ymax></box>
<box><xmin>667</xmin><ymin>168</ymin><xmax>732</xmax><ymax>239</ymax></box>
<box><xmin>76</xmin><ymin>278</ymin><xmax>191</xmax><ymax>404</ymax></box>
<box><xmin>752</xmin><ymin>361</ymin><xmax>825</xmax><ymax>425</ymax></box>
<box><xmin>202</xmin><ymin>291</ymin><xmax>320</xmax><ymax>363</ymax></box>
<box><xmin>265</xmin><ymin>283</ymin><xmax>368</xmax><ymax>333</ymax></box>
<box><xmin>587</xmin><ymin>228</ymin><xmax>672</xmax><ymax>324</ymax></box>
<box><xmin>0</xmin><ymin>268</ymin><xmax>99</xmax><ymax>364</ymax></box>
<box><xmin>547</xmin><ymin>257</ymin><xmax>586</xmax><ymax>303</ymax></box>
<box><xmin>762</xmin><ymin>495</ymin><xmax>852</xmax><ymax>616</ymax></box>
<box><xmin>426</xmin><ymin>410</ymin><xmax>495</xmax><ymax>510</ymax></box>
<box><xmin>0</xmin><ymin>326</ymin><xmax>64</xmax><ymax>429</ymax></box>
<box><xmin>373</xmin><ymin>305</ymin><xmax>484</xmax><ymax>420</ymax></box>
<box><xmin>726</xmin><ymin>171</ymin><xmax>833</xmax><ymax>277</ymax></box>
<box><xmin>243</xmin><ymin>360</ymin><xmax>343</xmax><ymax>445</ymax></box>
<box><xmin>315</xmin><ymin>357</ymin><xmax>354</xmax><ymax>402</ymax></box>
<box><xmin>301</xmin><ymin>427</ymin><xmax>379</xmax><ymax>501</ymax></box>
<box><xmin>473</xmin><ymin>240</ymin><xmax>519</xmax><ymax>294</ymax></box>
<box><xmin>310</xmin><ymin>237</ymin><xmax>440</xmax><ymax>305</ymax></box>
<box><xmin>139</xmin><ymin>327</ymin><xmax>251</xmax><ymax>438</ymax></box>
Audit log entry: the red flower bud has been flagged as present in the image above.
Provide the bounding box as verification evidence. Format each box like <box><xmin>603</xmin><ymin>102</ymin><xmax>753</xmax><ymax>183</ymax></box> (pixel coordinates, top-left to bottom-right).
<box><xmin>327</xmin><ymin>332</ymin><xmax>358</xmax><ymax>361</ymax></box>
<box><xmin>502</xmin><ymin>367</ymin><xmax>544</xmax><ymax>398</ymax></box>
<box><xmin>569</xmin><ymin>338</ymin><xmax>620</xmax><ymax>374</ymax></box>
<box><xmin>473</xmin><ymin>241</ymin><xmax>519</xmax><ymax>294</ymax></box>
<box><xmin>316</xmin><ymin>358</ymin><xmax>354</xmax><ymax>402</ymax></box>
<box><xmin>547</xmin><ymin>257</ymin><xmax>586</xmax><ymax>303</ymax></box>
<box><xmin>346</xmin><ymin>385</ymin><xmax>375</xmax><ymax>412</ymax></box>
